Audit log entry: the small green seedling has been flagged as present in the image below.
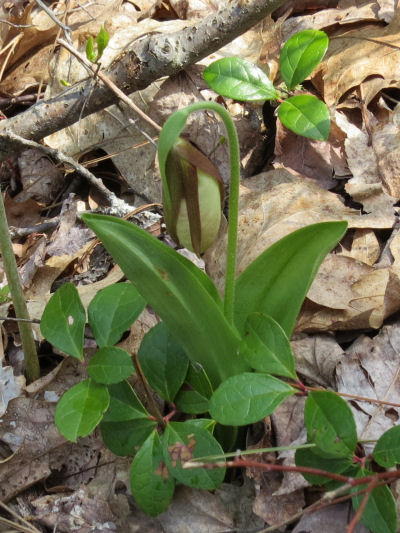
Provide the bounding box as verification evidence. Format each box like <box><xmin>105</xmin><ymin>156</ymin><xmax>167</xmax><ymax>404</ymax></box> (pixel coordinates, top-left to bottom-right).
<box><xmin>203</xmin><ymin>29</ymin><xmax>330</xmax><ymax>140</ymax></box>
<box><xmin>86</xmin><ymin>25</ymin><xmax>109</xmax><ymax>63</ymax></box>
<box><xmin>40</xmin><ymin>31</ymin><xmax>400</xmax><ymax>529</ymax></box>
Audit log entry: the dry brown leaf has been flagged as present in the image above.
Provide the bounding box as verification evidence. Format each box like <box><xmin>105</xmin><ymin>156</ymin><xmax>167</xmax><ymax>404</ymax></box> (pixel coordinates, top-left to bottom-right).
<box><xmin>339</xmin><ymin>229</ymin><xmax>380</xmax><ymax>265</ymax></box>
<box><xmin>336</xmin><ymin>322</ymin><xmax>400</xmax><ymax>454</ymax></box>
<box><xmin>313</xmin><ymin>13</ymin><xmax>400</xmax><ymax>107</ymax></box>
<box><xmin>335</xmin><ymin>111</ymin><xmax>396</xmax><ymax>217</ymax></box>
<box><xmin>293</xmin><ymin>503</ymin><xmax>369</xmax><ymax>533</ymax></box>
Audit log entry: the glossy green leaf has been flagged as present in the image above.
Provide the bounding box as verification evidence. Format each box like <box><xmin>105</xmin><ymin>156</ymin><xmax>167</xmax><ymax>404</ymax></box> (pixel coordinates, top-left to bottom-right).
<box><xmin>295</xmin><ymin>447</ymin><xmax>352</xmax><ymax>486</ymax></box>
<box><xmin>96</xmin><ymin>25</ymin><xmax>109</xmax><ymax>60</ymax></box>
<box><xmin>41</xmin><ymin>283</ymin><xmax>85</xmax><ymax>360</ymax></box>
<box><xmin>174</xmin><ymin>389</ymin><xmax>209</xmax><ymax>414</ymax></box>
<box><xmin>88</xmin><ymin>283</ymin><xmax>145</xmax><ymax>347</ymax></box>
<box><xmin>87</xmin><ymin>346</ymin><xmax>134</xmax><ymax>385</ymax></box>
<box><xmin>101</xmin><ymin>418</ymin><xmax>156</xmax><ymax>456</ymax></box>
<box><xmin>163</xmin><ymin>421</ymin><xmax>225</xmax><ymax>489</ymax></box>
<box><xmin>82</xmin><ymin>214</ymin><xmax>249</xmax><ymax>387</ymax></box>
<box><xmin>102</xmin><ymin>380</ymin><xmax>149</xmax><ymax>422</ymax></box>
<box><xmin>203</xmin><ymin>57</ymin><xmax>279</xmax><ymax>101</ymax></box>
<box><xmin>209</xmin><ymin>372</ymin><xmax>296</xmax><ymax>426</ymax></box>
<box><xmin>234</xmin><ymin>221</ymin><xmax>347</xmax><ymax>337</ymax></box>
<box><xmin>130</xmin><ymin>430</ymin><xmax>175</xmax><ymax>516</ymax></box>
<box><xmin>352</xmin><ymin>469</ymin><xmax>398</xmax><ymax>533</ymax></box>
<box><xmin>280</xmin><ymin>29</ymin><xmax>328</xmax><ymax>89</ymax></box>
<box><xmin>138</xmin><ymin>322</ymin><xmax>189</xmax><ymax>402</ymax></box>
<box><xmin>373</xmin><ymin>425</ymin><xmax>400</xmax><ymax>467</ymax></box>
<box><xmin>55</xmin><ymin>379</ymin><xmax>109</xmax><ymax>442</ymax></box>
<box><xmin>278</xmin><ymin>95</ymin><xmax>330</xmax><ymax>141</ymax></box>
<box><xmin>305</xmin><ymin>391</ymin><xmax>357</xmax><ymax>458</ymax></box>
<box><xmin>85</xmin><ymin>36</ymin><xmax>96</xmax><ymax>62</ymax></box>
<box><xmin>242</xmin><ymin>313</ymin><xmax>297</xmax><ymax>379</ymax></box>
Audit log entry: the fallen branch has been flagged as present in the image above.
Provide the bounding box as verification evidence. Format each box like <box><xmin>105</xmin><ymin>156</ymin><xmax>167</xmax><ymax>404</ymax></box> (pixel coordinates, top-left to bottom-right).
<box><xmin>0</xmin><ymin>0</ymin><xmax>286</xmax><ymax>162</ymax></box>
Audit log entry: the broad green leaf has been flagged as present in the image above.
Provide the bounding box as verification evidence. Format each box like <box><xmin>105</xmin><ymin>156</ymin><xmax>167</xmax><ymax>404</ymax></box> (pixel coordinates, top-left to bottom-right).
<box><xmin>85</xmin><ymin>36</ymin><xmax>96</xmax><ymax>62</ymax></box>
<box><xmin>278</xmin><ymin>95</ymin><xmax>330</xmax><ymax>141</ymax></box>
<box><xmin>295</xmin><ymin>447</ymin><xmax>352</xmax><ymax>486</ymax></box>
<box><xmin>305</xmin><ymin>391</ymin><xmax>357</xmax><ymax>458</ymax></box>
<box><xmin>203</xmin><ymin>57</ymin><xmax>279</xmax><ymax>101</ymax></box>
<box><xmin>102</xmin><ymin>380</ymin><xmax>149</xmax><ymax>422</ymax></box>
<box><xmin>101</xmin><ymin>418</ymin><xmax>156</xmax><ymax>456</ymax></box>
<box><xmin>280</xmin><ymin>29</ymin><xmax>329</xmax><ymax>89</ymax></box>
<box><xmin>87</xmin><ymin>346</ymin><xmax>134</xmax><ymax>385</ymax></box>
<box><xmin>373</xmin><ymin>425</ymin><xmax>400</xmax><ymax>467</ymax></box>
<box><xmin>209</xmin><ymin>372</ymin><xmax>296</xmax><ymax>426</ymax></box>
<box><xmin>174</xmin><ymin>389</ymin><xmax>209</xmax><ymax>414</ymax></box>
<box><xmin>242</xmin><ymin>313</ymin><xmax>297</xmax><ymax>379</ymax></box>
<box><xmin>352</xmin><ymin>469</ymin><xmax>398</xmax><ymax>533</ymax></box>
<box><xmin>82</xmin><ymin>214</ymin><xmax>249</xmax><ymax>387</ymax></box>
<box><xmin>55</xmin><ymin>379</ymin><xmax>109</xmax><ymax>442</ymax></box>
<box><xmin>187</xmin><ymin>418</ymin><xmax>216</xmax><ymax>432</ymax></box>
<box><xmin>41</xmin><ymin>283</ymin><xmax>85</xmax><ymax>360</ymax></box>
<box><xmin>138</xmin><ymin>322</ymin><xmax>189</xmax><ymax>402</ymax></box>
<box><xmin>234</xmin><ymin>222</ymin><xmax>347</xmax><ymax>337</ymax></box>
<box><xmin>88</xmin><ymin>283</ymin><xmax>145</xmax><ymax>347</ymax></box>
<box><xmin>96</xmin><ymin>25</ymin><xmax>109</xmax><ymax>60</ymax></box>
<box><xmin>163</xmin><ymin>421</ymin><xmax>225</xmax><ymax>489</ymax></box>
<box><xmin>130</xmin><ymin>430</ymin><xmax>175</xmax><ymax>516</ymax></box>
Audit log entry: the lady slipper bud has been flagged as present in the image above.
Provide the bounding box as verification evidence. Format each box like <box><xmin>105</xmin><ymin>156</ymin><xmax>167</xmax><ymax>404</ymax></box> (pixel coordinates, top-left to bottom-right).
<box><xmin>164</xmin><ymin>138</ymin><xmax>224</xmax><ymax>255</ymax></box>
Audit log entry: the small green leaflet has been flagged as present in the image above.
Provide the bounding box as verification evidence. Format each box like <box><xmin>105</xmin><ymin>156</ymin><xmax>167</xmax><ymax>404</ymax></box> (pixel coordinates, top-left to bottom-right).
<box><xmin>242</xmin><ymin>313</ymin><xmax>297</xmax><ymax>379</ymax></box>
<box><xmin>203</xmin><ymin>57</ymin><xmax>279</xmax><ymax>101</ymax></box>
<box><xmin>209</xmin><ymin>372</ymin><xmax>296</xmax><ymax>426</ymax></box>
<box><xmin>352</xmin><ymin>469</ymin><xmax>398</xmax><ymax>533</ymax></box>
<box><xmin>41</xmin><ymin>282</ymin><xmax>85</xmax><ymax>360</ymax></box>
<box><xmin>130</xmin><ymin>431</ymin><xmax>175</xmax><ymax>516</ymax></box>
<box><xmin>280</xmin><ymin>29</ymin><xmax>329</xmax><ymax>90</ymax></box>
<box><xmin>138</xmin><ymin>322</ymin><xmax>189</xmax><ymax>403</ymax></box>
<box><xmin>87</xmin><ymin>346</ymin><xmax>134</xmax><ymax>385</ymax></box>
<box><xmin>102</xmin><ymin>380</ymin><xmax>149</xmax><ymax>422</ymax></box>
<box><xmin>88</xmin><ymin>283</ymin><xmax>145</xmax><ymax>347</ymax></box>
<box><xmin>101</xmin><ymin>418</ymin><xmax>156</xmax><ymax>456</ymax></box>
<box><xmin>304</xmin><ymin>391</ymin><xmax>357</xmax><ymax>458</ymax></box>
<box><xmin>85</xmin><ymin>36</ymin><xmax>96</xmax><ymax>63</ymax></box>
<box><xmin>163</xmin><ymin>421</ymin><xmax>225</xmax><ymax>489</ymax></box>
<box><xmin>373</xmin><ymin>425</ymin><xmax>400</xmax><ymax>468</ymax></box>
<box><xmin>96</xmin><ymin>26</ymin><xmax>109</xmax><ymax>60</ymax></box>
<box><xmin>278</xmin><ymin>95</ymin><xmax>330</xmax><ymax>141</ymax></box>
<box><xmin>55</xmin><ymin>379</ymin><xmax>109</xmax><ymax>442</ymax></box>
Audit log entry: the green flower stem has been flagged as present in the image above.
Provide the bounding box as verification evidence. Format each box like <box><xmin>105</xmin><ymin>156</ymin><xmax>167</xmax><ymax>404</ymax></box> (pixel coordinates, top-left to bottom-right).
<box><xmin>162</xmin><ymin>102</ymin><xmax>240</xmax><ymax>324</ymax></box>
<box><xmin>0</xmin><ymin>193</ymin><xmax>39</xmax><ymax>382</ymax></box>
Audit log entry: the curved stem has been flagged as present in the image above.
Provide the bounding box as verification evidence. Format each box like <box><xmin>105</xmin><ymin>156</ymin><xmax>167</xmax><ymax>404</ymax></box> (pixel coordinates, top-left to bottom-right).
<box><xmin>161</xmin><ymin>101</ymin><xmax>240</xmax><ymax>324</ymax></box>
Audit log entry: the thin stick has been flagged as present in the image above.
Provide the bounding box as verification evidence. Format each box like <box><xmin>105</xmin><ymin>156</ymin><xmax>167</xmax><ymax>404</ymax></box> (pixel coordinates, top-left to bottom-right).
<box><xmin>33</xmin><ymin>0</ymin><xmax>72</xmax><ymax>44</ymax></box>
<box><xmin>3</xmin><ymin>132</ymin><xmax>134</xmax><ymax>215</ymax></box>
<box><xmin>57</xmin><ymin>38</ymin><xmax>162</xmax><ymax>133</ymax></box>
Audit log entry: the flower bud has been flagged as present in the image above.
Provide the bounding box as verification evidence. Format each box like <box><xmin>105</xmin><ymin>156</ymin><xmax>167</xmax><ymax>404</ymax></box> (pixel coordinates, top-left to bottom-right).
<box><xmin>163</xmin><ymin>138</ymin><xmax>224</xmax><ymax>255</ymax></box>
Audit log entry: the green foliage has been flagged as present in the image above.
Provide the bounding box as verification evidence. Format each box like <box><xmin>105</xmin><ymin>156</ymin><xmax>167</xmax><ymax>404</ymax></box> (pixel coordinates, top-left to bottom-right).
<box><xmin>373</xmin><ymin>425</ymin><xmax>400</xmax><ymax>468</ymax></box>
<box><xmin>209</xmin><ymin>372</ymin><xmax>296</xmax><ymax>426</ymax></box>
<box><xmin>130</xmin><ymin>431</ymin><xmax>175</xmax><ymax>516</ymax></box>
<box><xmin>203</xmin><ymin>29</ymin><xmax>330</xmax><ymax>141</ymax></box>
<box><xmin>278</xmin><ymin>94</ymin><xmax>330</xmax><ymax>141</ymax></box>
<box><xmin>40</xmin><ymin>98</ymin><xmax>400</xmax><ymax>531</ymax></box>
<box><xmin>54</xmin><ymin>379</ymin><xmax>109</xmax><ymax>442</ymax></box>
<box><xmin>41</xmin><ymin>282</ymin><xmax>85</xmax><ymax>360</ymax></box>
<box><xmin>352</xmin><ymin>470</ymin><xmax>398</xmax><ymax>533</ymax></box>
<box><xmin>203</xmin><ymin>57</ymin><xmax>279</xmax><ymax>101</ymax></box>
<box><xmin>87</xmin><ymin>346</ymin><xmax>134</xmax><ymax>384</ymax></box>
<box><xmin>279</xmin><ymin>29</ymin><xmax>328</xmax><ymax>90</ymax></box>
<box><xmin>85</xmin><ymin>26</ymin><xmax>109</xmax><ymax>63</ymax></box>
<box><xmin>88</xmin><ymin>283</ymin><xmax>145</xmax><ymax>347</ymax></box>
<box><xmin>138</xmin><ymin>321</ymin><xmax>189</xmax><ymax>402</ymax></box>
<box><xmin>242</xmin><ymin>313</ymin><xmax>297</xmax><ymax>379</ymax></box>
